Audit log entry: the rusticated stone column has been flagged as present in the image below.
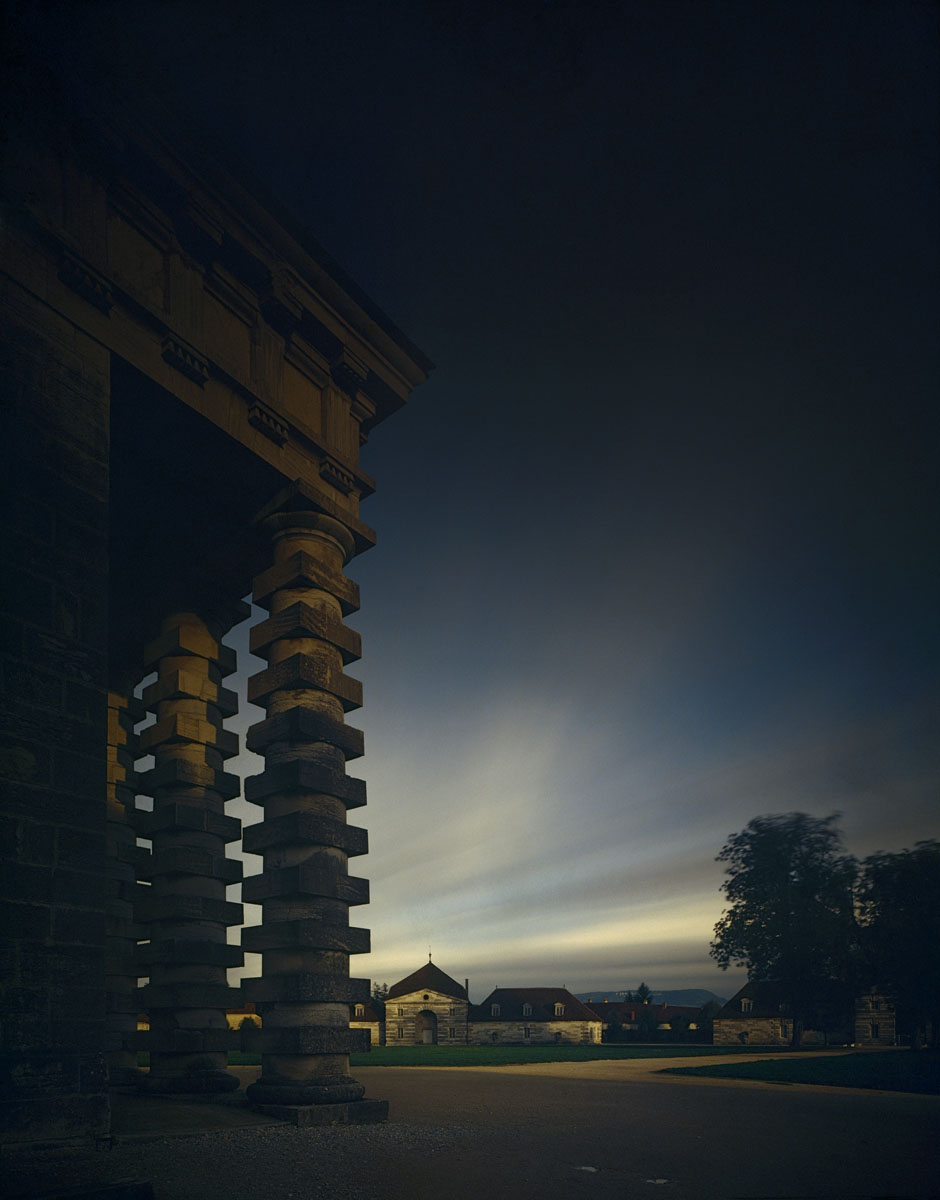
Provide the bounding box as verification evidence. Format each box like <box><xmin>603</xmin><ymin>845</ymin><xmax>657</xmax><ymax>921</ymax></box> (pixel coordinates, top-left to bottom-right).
<box><xmin>242</xmin><ymin>502</ymin><xmax>385</xmax><ymax>1123</ymax></box>
<box><xmin>105</xmin><ymin>687</ymin><xmax>145</xmax><ymax>1084</ymax></box>
<box><xmin>134</xmin><ymin>608</ymin><xmax>247</xmax><ymax>1093</ymax></box>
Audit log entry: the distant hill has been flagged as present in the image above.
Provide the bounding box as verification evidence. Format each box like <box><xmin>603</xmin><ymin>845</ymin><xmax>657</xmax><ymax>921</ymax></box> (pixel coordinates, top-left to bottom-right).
<box><xmin>575</xmin><ymin>989</ymin><xmax>727</xmax><ymax>1008</ymax></box>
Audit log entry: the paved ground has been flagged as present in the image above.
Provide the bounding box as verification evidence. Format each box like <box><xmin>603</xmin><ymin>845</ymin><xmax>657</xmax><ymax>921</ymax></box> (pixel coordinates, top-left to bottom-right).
<box><xmin>7</xmin><ymin>1055</ymin><xmax>939</xmax><ymax>1199</ymax></box>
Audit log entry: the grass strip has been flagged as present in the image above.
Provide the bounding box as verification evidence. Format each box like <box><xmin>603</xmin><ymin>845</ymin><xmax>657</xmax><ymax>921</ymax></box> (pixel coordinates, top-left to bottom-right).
<box><xmin>346</xmin><ymin>1044</ymin><xmax>789</xmax><ymax>1068</ymax></box>
<box><xmin>661</xmin><ymin>1050</ymin><xmax>940</xmax><ymax>1095</ymax></box>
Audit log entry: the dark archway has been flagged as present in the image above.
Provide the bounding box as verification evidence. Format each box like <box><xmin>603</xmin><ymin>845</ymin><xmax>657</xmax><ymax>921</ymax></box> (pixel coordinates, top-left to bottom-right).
<box><xmin>415</xmin><ymin>1010</ymin><xmax>438</xmax><ymax>1045</ymax></box>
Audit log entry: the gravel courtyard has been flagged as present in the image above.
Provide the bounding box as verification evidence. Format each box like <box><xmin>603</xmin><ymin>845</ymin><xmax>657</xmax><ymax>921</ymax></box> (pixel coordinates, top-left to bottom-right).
<box><xmin>8</xmin><ymin>1056</ymin><xmax>939</xmax><ymax>1199</ymax></box>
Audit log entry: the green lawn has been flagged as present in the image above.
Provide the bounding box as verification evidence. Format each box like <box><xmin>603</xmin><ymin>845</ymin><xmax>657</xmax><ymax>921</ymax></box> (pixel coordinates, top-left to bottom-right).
<box><xmin>662</xmin><ymin>1050</ymin><xmax>940</xmax><ymax>1095</ymax></box>
<box><xmin>220</xmin><ymin>1044</ymin><xmax>793</xmax><ymax>1070</ymax></box>
<box><xmin>222</xmin><ymin>1045</ymin><xmax>758</xmax><ymax>1069</ymax></box>
<box><xmin>347</xmin><ymin>1044</ymin><xmax>778</xmax><ymax>1068</ymax></box>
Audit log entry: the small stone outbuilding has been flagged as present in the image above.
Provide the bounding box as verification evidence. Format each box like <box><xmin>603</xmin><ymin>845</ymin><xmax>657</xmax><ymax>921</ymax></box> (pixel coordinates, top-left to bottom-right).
<box><xmin>470</xmin><ymin>988</ymin><xmax>601</xmax><ymax>1045</ymax></box>
<box><xmin>349</xmin><ymin>999</ymin><xmax>386</xmax><ymax>1046</ymax></box>
<box><xmin>384</xmin><ymin>961</ymin><xmax>470</xmax><ymax>1045</ymax></box>
<box><xmin>713</xmin><ymin>981</ymin><xmax>896</xmax><ymax>1047</ymax></box>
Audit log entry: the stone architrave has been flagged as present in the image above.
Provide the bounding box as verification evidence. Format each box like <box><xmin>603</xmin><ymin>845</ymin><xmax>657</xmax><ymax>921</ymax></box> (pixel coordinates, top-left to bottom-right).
<box><xmin>242</xmin><ymin>498</ymin><xmax>386</xmax><ymax>1124</ymax></box>
<box><xmin>105</xmin><ymin>688</ymin><xmax>146</xmax><ymax>1083</ymax></box>
<box><xmin>134</xmin><ymin>609</ymin><xmax>246</xmax><ymax>1092</ymax></box>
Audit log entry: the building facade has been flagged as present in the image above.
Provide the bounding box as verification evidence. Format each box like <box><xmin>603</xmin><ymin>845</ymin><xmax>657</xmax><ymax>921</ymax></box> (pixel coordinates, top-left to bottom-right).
<box><xmin>384</xmin><ymin>962</ymin><xmax>470</xmax><ymax>1046</ymax></box>
<box><xmin>470</xmin><ymin>988</ymin><xmax>602</xmax><ymax>1045</ymax></box>
<box><xmin>713</xmin><ymin>982</ymin><xmax>896</xmax><ymax>1047</ymax></box>
<box><xmin>1</xmin><ymin>46</ymin><xmax>429</xmax><ymax>1148</ymax></box>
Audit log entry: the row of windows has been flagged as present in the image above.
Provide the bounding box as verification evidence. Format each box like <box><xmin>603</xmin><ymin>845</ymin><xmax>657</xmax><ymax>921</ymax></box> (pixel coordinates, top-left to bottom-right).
<box><xmin>392</xmin><ymin>1026</ymin><xmax>461</xmax><ymax>1039</ymax></box>
<box><xmin>491</xmin><ymin>1003</ymin><xmax>564</xmax><ymax>1017</ymax></box>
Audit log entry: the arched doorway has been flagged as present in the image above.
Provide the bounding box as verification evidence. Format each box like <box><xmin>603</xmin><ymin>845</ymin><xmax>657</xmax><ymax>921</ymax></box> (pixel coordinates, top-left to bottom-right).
<box><xmin>415</xmin><ymin>1010</ymin><xmax>438</xmax><ymax>1045</ymax></box>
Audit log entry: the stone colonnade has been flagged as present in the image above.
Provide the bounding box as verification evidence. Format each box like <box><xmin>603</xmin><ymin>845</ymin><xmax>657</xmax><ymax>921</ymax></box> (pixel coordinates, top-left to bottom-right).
<box><xmin>111</xmin><ymin>495</ymin><xmax>379</xmax><ymax>1119</ymax></box>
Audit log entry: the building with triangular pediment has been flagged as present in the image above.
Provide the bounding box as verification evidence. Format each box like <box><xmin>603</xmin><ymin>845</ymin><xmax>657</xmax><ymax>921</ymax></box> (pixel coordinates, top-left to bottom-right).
<box><xmin>385</xmin><ymin>960</ymin><xmax>470</xmax><ymax>1045</ymax></box>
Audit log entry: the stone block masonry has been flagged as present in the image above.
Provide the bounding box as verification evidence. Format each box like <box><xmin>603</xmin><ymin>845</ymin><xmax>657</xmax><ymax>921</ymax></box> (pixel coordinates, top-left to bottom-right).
<box><xmin>134</xmin><ymin>609</ymin><xmax>247</xmax><ymax>1093</ymax></box>
<box><xmin>1</xmin><ymin>37</ymin><xmax>428</xmax><ymax>1146</ymax></box>
<box><xmin>242</xmin><ymin>495</ymin><xmax>384</xmax><ymax>1121</ymax></box>
<box><xmin>0</xmin><ymin>314</ymin><xmax>112</xmax><ymax>1149</ymax></box>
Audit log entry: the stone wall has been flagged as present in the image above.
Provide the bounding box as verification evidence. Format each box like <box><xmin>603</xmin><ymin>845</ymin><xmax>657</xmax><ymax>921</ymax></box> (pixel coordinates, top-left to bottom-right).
<box><xmin>854</xmin><ymin>995</ymin><xmax>896</xmax><ymax>1045</ymax></box>
<box><xmin>713</xmin><ymin>1018</ymin><xmax>825</xmax><ymax>1047</ymax></box>
<box><xmin>469</xmin><ymin>1021</ymin><xmax>600</xmax><ymax>1045</ymax></box>
<box><xmin>350</xmin><ymin>1020</ymin><xmax>383</xmax><ymax>1046</ymax></box>
<box><xmin>0</xmin><ymin>302</ymin><xmax>112</xmax><ymax>1148</ymax></box>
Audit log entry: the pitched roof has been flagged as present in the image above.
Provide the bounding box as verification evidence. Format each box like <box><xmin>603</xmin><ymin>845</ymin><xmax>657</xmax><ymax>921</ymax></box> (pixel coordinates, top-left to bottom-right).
<box><xmin>349</xmin><ymin>1000</ymin><xmax>384</xmax><ymax>1023</ymax></box>
<box><xmin>471</xmin><ymin>988</ymin><xmax>599</xmax><ymax>1023</ymax></box>
<box><xmin>715</xmin><ymin>980</ymin><xmax>852</xmax><ymax>1021</ymax></box>
<box><xmin>387</xmin><ymin>961</ymin><xmax>468</xmax><ymax>1001</ymax></box>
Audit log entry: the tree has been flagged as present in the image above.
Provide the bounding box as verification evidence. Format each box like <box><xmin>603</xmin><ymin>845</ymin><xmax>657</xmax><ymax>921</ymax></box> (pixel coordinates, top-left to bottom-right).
<box><xmin>635</xmin><ymin>981</ymin><xmax>652</xmax><ymax>1004</ymax></box>
<box><xmin>603</xmin><ymin>1011</ymin><xmax>624</xmax><ymax>1043</ymax></box>
<box><xmin>857</xmin><ymin>840</ymin><xmax>940</xmax><ymax>1050</ymax></box>
<box><xmin>371</xmin><ymin>981</ymin><xmax>389</xmax><ymax>1004</ymax></box>
<box><xmin>710</xmin><ymin>812</ymin><xmax>857</xmax><ymax>1047</ymax></box>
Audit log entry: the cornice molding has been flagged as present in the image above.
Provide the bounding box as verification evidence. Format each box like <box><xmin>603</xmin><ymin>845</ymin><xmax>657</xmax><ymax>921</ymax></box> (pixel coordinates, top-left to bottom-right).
<box><xmin>284</xmin><ymin>332</ymin><xmax>329</xmax><ymax>389</ymax></box>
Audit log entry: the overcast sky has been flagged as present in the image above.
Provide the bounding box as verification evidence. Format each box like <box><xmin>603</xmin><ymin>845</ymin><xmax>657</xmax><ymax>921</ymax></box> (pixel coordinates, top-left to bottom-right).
<box><xmin>30</xmin><ymin>1</ymin><xmax>938</xmax><ymax>1001</ymax></box>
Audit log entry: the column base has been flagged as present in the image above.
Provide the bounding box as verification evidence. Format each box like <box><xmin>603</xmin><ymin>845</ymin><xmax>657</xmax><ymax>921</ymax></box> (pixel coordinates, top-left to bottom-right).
<box><xmin>245</xmin><ymin>1075</ymin><xmax>364</xmax><ymax>1105</ymax></box>
<box><xmin>138</xmin><ymin>1069</ymin><xmax>240</xmax><ymax>1095</ymax></box>
<box><xmin>251</xmin><ymin>1098</ymin><xmax>389</xmax><ymax>1126</ymax></box>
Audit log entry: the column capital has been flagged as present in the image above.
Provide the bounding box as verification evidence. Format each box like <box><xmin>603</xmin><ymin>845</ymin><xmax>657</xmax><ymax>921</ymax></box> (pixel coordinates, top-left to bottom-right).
<box><xmin>252</xmin><ymin>478</ymin><xmax>376</xmax><ymax>559</ymax></box>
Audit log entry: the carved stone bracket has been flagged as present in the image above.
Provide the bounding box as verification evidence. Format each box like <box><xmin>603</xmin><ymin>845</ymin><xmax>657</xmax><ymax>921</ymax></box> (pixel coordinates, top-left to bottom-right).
<box><xmin>260</xmin><ymin>269</ymin><xmax>303</xmax><ymax>336</ymax></box>
<box><xmin>248</xmin><ymin>399</ymin><xmax>290</xmax><ymax>446</ymax></box>
<box><xmin>58</xmin><ymin>250</ymin><xmax>114</xmax><ymax>313</ymax></box>
<box><xmin>161</xmin><ymin>333</ymin><xmax>209</xmax><ymax>386</ymax></box>
<box><xmin>330</xmin><ymin>349</ymin><xmax>368</xmax><ymax>399</ymax></box>
<box><xmin>319</xmin><ymin>456</ymin><xmax>356</xmax><ymax>496</ymax></box>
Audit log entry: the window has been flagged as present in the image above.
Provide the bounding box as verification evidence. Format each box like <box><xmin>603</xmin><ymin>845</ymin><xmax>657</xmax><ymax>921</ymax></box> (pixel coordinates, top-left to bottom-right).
<box><xmin>449</xmin><ymin>1006</ymin><xmax>456</xmax><ymax>1017</ymax></box>
<box><xmin>740</xmin><ymin>997</ymin><xmax>752</xmax><ymax>1013</ymax></box>
<box><xmin>491</xmin><ymin>1003</ymin><xmax>501</xmax><ymax>1017</ymax></box>
<box><xmin>396</xmin><ymin>1025</ymin><xmax>403</xmax><ymax>1039</ymax></box>
<box><xmin>523</xmin><ymin>1025</ymin><xmax>531</xmax><ymax>1039</ymax></box>
<box><xmin>450</xmin><ymin>1026</ymin><xmax>458</xmax><ymax>1039</ymax></box>
<box><xmin>397</xmin><ymin>1006</ymin><xmax>403</xmax><ymax>1016</ymax></box>
<box><xmin>781</xmin><ymin>1023</ymin><xmax>789</xmax><ymax>1040</ymax></box>
<box><xmin>522</xmin><ymin>1003</ymin><xmax>532</xmax><ymax>1017</ymax></box>
<box><xmin>554</xmin><ymin>1003</ymin><xmax>565</xmax><ymax>1017</ymax></box>
<box><xmin>354</xmin><ymin>1004</ymin><xmax>364</xmax><ymax>1017</ymax></box>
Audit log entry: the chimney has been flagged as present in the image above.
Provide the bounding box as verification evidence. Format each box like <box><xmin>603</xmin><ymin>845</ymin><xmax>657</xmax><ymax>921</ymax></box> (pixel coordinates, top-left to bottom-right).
<box><xmin>465</xmin><ymin>978</ymin><xmax>469</xmax><ymax>999</ymax></box>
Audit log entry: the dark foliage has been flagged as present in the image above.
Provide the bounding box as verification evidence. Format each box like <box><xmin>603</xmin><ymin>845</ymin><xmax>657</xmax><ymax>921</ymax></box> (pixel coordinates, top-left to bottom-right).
<box><xmin>857</xmin><ymin>840</ymin><xmax>940</xmax><ymax>1049</ymax></box>
<box><xmin>710</xmin><ymin>812</ymin><xmax>857</xmax><ymax>1046</ymax></box>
